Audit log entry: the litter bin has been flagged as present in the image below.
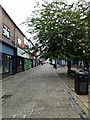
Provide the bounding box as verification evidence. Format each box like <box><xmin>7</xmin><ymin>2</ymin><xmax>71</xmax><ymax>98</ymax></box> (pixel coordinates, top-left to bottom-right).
<box><xmin>75</xmin><ymin>71</ymin><xmax>89</xmax><ymax>95</ymax></box>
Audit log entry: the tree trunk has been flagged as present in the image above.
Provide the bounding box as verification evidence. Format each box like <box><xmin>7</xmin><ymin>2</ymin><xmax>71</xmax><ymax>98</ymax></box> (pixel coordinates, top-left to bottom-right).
<box><xmin>84</xmin><ymin>61</ymin><xmax>89</xmax><ymax>70</ymax></box>
<box><xmin>67</xmin><ymin>60</ymin><xmax>71</xmax><ymax>74</ymax></box>
<box><xmin>55</xmin><ymin>59</ymin><xmax>57</xmax><ymax>69</ymax></box>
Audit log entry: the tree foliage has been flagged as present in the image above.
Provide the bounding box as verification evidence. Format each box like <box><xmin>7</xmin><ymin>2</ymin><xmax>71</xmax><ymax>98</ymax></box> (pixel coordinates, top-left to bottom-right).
<box><xmin>25</xmin><ymin>0</ymin><xmax>89</xmax><ymax>61</ymax></box>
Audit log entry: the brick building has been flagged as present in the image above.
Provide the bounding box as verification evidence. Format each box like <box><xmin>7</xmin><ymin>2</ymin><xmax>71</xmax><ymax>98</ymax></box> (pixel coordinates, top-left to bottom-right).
<box><xmin>0</xmin><ymin>5</ymin><xmax>32</xmax><ymax>79</ymax></box>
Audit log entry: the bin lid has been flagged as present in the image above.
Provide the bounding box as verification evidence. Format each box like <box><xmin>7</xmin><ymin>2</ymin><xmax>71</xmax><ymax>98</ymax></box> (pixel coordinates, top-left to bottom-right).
<box><xmin>77</xmin><ymin>71</ymin><xmax>89</xmax><ymax>75</ymax></box>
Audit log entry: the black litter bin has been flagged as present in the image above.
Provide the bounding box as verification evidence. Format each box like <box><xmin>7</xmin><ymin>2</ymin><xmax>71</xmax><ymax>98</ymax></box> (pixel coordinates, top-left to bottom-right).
<box><xmin>75</xmin><ymin>71</ymin><xmax>89</xmax><ymax>95</ymax></box>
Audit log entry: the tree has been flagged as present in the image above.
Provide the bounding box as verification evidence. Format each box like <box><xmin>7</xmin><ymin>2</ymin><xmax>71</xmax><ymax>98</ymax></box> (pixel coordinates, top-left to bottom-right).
<box><xmin>24</xmin><ymin>0</ymin><xmax>89</xmax><ymax>73</ymax></box>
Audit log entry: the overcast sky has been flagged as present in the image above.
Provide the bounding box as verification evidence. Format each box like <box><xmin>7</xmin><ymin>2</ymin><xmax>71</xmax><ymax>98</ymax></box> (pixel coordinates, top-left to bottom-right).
<box><xmin>0</xmin><ymin>0</ymin><xmax>78</xmax><ymax>39</ymax></box>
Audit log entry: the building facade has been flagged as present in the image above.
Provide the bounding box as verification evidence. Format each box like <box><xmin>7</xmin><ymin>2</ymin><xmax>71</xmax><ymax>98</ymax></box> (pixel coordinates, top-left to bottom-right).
<box><xmin>0</xmin><ymin>5</ymin><xmax>33</xmax><ymax>79</ymax></box>
<box><xmin>0</xmin><ymin>5</ymin><xmax>17</xmax><ymax>78</ymax></box>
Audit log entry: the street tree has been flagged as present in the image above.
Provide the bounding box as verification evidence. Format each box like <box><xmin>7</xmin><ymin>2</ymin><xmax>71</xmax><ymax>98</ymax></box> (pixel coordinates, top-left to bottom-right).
<box><xmin>24</xmin><ymin>0</ymin><xmax>89</xmax><ymax>74</ymax></box>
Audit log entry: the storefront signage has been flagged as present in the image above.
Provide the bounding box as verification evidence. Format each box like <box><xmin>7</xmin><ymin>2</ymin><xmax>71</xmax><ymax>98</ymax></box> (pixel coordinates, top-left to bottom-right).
<box><xmin>17</xmin><ymin>47</ymin><xmax>29</xmax><ymax>59</ymax></box>
<box><xmin>0</xmin><ymin>42</ymin><xmax>14</xmax><ymax>55</ymax></box>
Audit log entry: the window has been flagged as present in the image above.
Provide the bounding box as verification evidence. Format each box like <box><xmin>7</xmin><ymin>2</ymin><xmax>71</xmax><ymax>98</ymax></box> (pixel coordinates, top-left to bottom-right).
<box><xmin>3</xmin><ymin>24</ymin><xmax>10</xmax><ymax>38</ymax></box>
<box><xmin>17</xmin><ymin>59</ymin><xmax>22</xmax><ymax>66</ymax></box>
<box><xmin>2</xmin><ymin>54</ymin><xmax>10</xmax><ymax>73</ymax></box>
<box><xmin>20</xmin><ymin>60</ymin><xmax>22</xmax><ymax>65</ymax></box>
<box><xmin>0</xmin><ymin>53</ymin><xmax>2</xmax><ymax>74</ymax></box>
<box><xmin>18</xmin><ymin>38</ymin><xmax>21</xmax><ymax>45</ymax></box>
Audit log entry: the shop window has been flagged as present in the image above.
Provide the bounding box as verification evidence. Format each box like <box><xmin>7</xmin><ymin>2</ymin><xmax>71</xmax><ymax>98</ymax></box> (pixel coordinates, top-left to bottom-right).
<box><xmin>20</xmin><ymin>60</ymin><xmax>22</xmax><ymax>65</ymax></box>
<box><xmin>2</xmin><ymin>24</ymin><xmax>10</xmax><ymax>39</ymax></box>
<box><xmin>17</xmin><ymin>60</ymin><xmax>20</xmax><ymax>66</ymax></box>
<box><xmin>17</xmin><ymin>59</ymin><xmax>22</xmax><ymax>65</ymax></box>
<box><xmin>0</xmin><ymin>53</ymin><xmax>2</xmax><ymax>74</ymax></box>
<box><xmin>2</xmin><ymin>54</ymin><xmax>10</xmax><ymax>73</ymax></box>
<box><xmin>18</xmin><ymin>38</ymin><xmax>21</xmax><ymax>45</ymax></box>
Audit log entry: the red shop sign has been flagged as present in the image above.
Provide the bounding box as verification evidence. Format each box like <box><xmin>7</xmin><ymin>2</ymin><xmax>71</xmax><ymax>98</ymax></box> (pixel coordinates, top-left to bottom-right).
<box><xmin>21</xmin><ymin>44</ymin><xmax>27</xmax><ymax>49</ymax></box>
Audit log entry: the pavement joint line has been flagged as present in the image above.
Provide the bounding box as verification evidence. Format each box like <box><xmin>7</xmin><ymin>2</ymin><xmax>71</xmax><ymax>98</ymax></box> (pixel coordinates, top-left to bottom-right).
<box><xmin>75</xmin><ymin>93</ymin><xmax>88</xmax><ymax>110</ymax></box>
<box><xmin>70</xmin><ymin>102</ymin><xmax>74</xmax><ymax>107</ymax></box>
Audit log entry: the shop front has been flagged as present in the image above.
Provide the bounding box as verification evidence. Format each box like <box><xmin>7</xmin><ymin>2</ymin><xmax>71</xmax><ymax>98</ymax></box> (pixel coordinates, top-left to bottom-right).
<box><xmin>30</xmin><ymin>55</ymin><xmax>36</xmax><ymax>68</ymax></box>
<box><xmin>24</xmin><ymin>58</ymin><xmax>30</xmax><ymax>70</ymax></box>
<box><xmin>17</xmin><ymin>47</ymin><xmax>30</xmax><ymax>73</ymax></box>
<box><xmin>30</xmin><ymin>59</ymin><xmax>33</xmax><ymax>68</ymax></box>
<box><xmin>35</xmin><ymin>57</ymin><xmax>40</xmax><ymax>66</ymax></box>
<box><xmin>16</xmin><ymin>56</ymin><xmax>24</xmax><ymax>73</ymax></box>
<box><xmin>0</xmin><ymin>41</ymin><xmax>17</xmax><ymax>79</ymax></box>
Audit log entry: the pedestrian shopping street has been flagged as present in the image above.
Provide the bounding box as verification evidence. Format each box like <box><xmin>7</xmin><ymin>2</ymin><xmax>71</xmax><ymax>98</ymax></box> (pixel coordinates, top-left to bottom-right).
<box><xmin>0</xmin><ymin>1</ymin><xmax>90</xmax><ymax>119</ymax></box>
<box><xmin>1</xmin><ymin>64</ymin><xmax>89</xmax><ymax>118</ymax></box>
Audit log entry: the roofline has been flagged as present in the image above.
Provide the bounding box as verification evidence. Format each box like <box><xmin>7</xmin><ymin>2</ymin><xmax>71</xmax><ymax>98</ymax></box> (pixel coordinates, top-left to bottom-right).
<box><xmin>0</xmin><ymin>5</ymin><xmax>34</xmax><ymax>46</ymax></box>
<box><xmin>28</xmin><ymin>39</ymin><xmax>34</xmax><ymax>47</ymax></box>
<box><xmin>0</xmin><ymin>5</ymin><xmax>27</xmax><ymax>39</ymax></box>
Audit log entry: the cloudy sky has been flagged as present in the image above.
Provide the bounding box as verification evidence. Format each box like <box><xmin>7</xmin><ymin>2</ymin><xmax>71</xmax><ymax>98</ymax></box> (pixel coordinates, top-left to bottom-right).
<box><xmin>0</xmin><ymin>0</ymin><xmax>78</xmax><ymax>38</ymax></box>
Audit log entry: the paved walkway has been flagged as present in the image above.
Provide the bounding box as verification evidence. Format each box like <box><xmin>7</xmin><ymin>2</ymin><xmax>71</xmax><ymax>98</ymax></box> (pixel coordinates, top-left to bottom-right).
<box><xmin>56</xmin><ymin>66</ymin><xmax>90</xmax><ymax>118</ymax></box>
<box><xmin>0</xmin><ymin>64</ymin><xmax>90</xmax><ymax>118</ymax></box>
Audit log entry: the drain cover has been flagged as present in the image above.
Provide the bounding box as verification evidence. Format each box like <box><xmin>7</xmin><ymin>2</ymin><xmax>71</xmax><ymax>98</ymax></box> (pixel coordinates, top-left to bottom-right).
<box><xmin>2</xmin><ymin>94</ymin><xmax>12</xmax><ymax>99</ymax></box>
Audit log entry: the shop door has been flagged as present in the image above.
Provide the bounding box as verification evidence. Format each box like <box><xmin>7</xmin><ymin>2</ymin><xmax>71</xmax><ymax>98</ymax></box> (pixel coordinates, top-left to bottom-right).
<box><xmin>10</xmin><ymin>57</ymin><xmax>13</xmax><ymax>75</ymax></box>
